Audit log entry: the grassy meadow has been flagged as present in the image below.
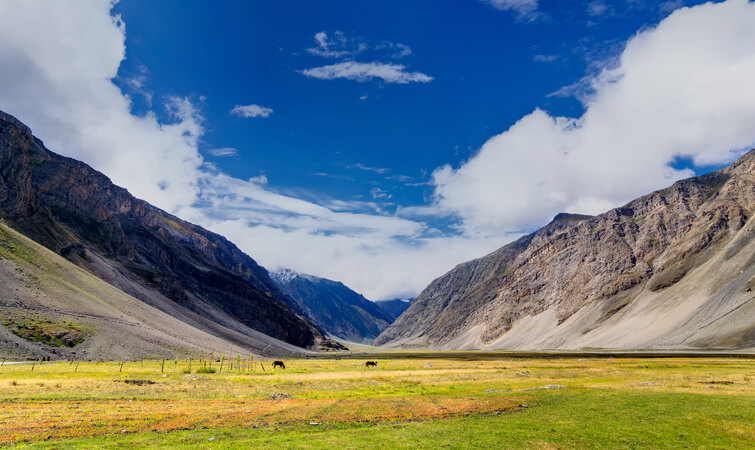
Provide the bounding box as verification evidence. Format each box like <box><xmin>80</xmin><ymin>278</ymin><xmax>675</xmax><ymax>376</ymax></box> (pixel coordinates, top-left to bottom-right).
<box><xmin>0</xmin><ymin>354</ymin><xmax>753</xmax><ymax>448</ymax></box>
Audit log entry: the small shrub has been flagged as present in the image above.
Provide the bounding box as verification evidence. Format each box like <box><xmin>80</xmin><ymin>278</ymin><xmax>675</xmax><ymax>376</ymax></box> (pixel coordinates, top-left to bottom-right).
<box><xmin>196</xmin><ymin>367</ymin><xmax>216</xmax><ymax>374</ymax></box>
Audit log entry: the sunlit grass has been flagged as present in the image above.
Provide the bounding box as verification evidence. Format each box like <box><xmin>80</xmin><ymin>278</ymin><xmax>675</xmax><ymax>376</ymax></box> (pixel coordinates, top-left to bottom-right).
<box><xmin>1</xmin><ymin>356</ymin><xmax>752</xmax><ymax>447</ymax></box>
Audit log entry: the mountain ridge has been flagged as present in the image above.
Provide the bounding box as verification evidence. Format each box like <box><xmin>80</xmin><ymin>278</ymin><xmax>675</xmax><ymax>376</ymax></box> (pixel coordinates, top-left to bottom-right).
<box><xmin>375</xmin><ymin>150</ymin><xmax>754</xmax><ymax>350</ymax></box>
<box><xmin>271</xmin><ymin>269</ymin><xmax>393</xmax><ymax>343</ymax></box>
<box><xmin>0</xmin><ymin>109</ymin><xmax>342</xmax><ymax>354</ymax></box>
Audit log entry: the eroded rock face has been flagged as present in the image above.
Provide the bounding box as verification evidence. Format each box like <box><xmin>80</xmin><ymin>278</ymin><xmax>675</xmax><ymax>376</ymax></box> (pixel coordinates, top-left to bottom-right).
<box><xmin>375</xmin><ymin>150</ymin><xmax>754</xmax><ymax>349</ymax></box>
<box><xmin>0</xmin><ymin>110</ymin><xmax>335</xmax><ymax>350</ymax></box>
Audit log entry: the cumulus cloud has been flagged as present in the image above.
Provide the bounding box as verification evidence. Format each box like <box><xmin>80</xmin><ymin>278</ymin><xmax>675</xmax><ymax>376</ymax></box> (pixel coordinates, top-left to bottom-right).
<box><xmin>1</xmin><ymin>0</ymin><xmax>753</xmax><ymax>301</ymax></box>
<box><xmin>0</xmin><ymin>0</ymin><xmax>203</xmax><ymax>212</ymax></box>
<box><xmin>432</xmin><ymin>0</ymin><xmax>755</xmax><ymax>235</ymax></box>
<box><xmin>300</xmin><ymin>61</ymin><xmax>433</xmax><ymax>84</ymax></box>
<box><xmin>231</xmin><ymin>104</ymin><xmax>274</xmax><ymax>118</ymax></box>
<box><xmin>0</xmin><ymin>0</ymin><xmax>491</xmax><ymax>299</ymax></box>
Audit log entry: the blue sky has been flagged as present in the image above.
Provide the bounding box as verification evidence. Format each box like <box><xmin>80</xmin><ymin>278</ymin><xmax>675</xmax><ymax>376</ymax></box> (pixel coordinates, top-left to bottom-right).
<box><xmin>1</xmin><ymin>0</ymin><xmax>754</xmax><ymax>299</ymax></box>
<box><xmin>113</xmin><ymin>0</ymin><xmax>695</xmax><ymax>216</ymax></box>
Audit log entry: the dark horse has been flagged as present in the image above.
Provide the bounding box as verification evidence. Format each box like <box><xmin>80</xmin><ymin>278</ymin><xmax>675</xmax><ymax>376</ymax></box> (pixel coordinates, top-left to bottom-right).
<box><xmin>365</xmin><ymin>361</ymin><xmax>378</xmax><ymax>368</ymax></box>
<box><xmin>272</xmin><ymin>360</ymin><xmax>286</xmax><ymax>369</ymax></box>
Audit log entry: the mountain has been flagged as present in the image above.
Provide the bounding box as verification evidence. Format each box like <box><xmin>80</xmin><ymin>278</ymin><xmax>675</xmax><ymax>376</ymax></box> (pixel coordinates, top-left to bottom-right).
<box><xmin>271</xmin><ymin>269</ymin><xmax>393</xmax><ymax>343</ymax></box>
<box><xmin>374</xmin><ymin>299</ymin><xmax>413</xmax><ymax>321</ymax></box>
<box><xmin>0</xmin><ymin>110</ymin><xmax>342</xmax><ymax>357</ymax></box>
<box><xmin>375</xmin><ymin>150</ymin><xmax>755</xmax><ymax>351</ymax></box>
<box><xmin>0</xmin><ymin>220</ymin><xmax>309</xmax><ymax>360</ymax></box>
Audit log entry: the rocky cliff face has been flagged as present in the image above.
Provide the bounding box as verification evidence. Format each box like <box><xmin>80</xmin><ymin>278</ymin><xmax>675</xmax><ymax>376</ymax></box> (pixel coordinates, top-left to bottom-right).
<box><xmin>375</xmin><ymin>150</ymin><xmax>755</xmax><ymax>350</ymax></box>
<box><xmin>271</xmin><ymin>269</ymin><xmax>393</xmax><ymax>343</ymax></box>
<box><xmin>0</xmin><ymin>110</ymin><xmax>338</xmax><ymax>351</ymax></box>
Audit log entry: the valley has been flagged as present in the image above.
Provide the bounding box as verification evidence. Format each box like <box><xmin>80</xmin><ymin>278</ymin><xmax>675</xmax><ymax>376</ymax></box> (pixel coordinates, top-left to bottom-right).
<box><xmin>0</xmin><ymin>353</ymin><xmax>752</xmax><ymax>447</ymax></box>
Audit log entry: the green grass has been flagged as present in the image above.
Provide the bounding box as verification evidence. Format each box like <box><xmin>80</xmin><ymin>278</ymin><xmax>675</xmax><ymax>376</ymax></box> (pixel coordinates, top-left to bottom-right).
<box><xmin>0</xmin><ymin>356</ymin><xmax>752</xmax><ymax>448</ymax></box>
<box><xmin>158</xmin><ymin>215</ymin><xmax>185</xmax><ymax>231</ymax></box>
<box><xmin>0</xmin><ymin>314</ymin><xmax>86</xmax><ymax>348</ymax></box>
<box><xmin>18</xmin><ymin>389</ymin><xmax>754</xmax><ymax>449</ymax></box>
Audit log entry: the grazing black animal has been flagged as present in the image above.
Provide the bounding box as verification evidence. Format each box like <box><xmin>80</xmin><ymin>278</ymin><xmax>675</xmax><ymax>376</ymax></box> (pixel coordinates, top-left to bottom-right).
<box><xmin>272</xmin><ymin>360</ymin><xmax>286</xmax><ymax>369</ymax></box>
<box><xmin>365</xmin><ymin>361</ymin><xmax>378</xmax><ymax>368</ymax></box>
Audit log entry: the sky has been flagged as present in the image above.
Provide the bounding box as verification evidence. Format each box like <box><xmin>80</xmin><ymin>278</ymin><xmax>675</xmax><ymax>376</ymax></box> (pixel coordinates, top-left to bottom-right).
<box><xmin>0</xmin><ymin>0</ymin><xmax>754</xmax><ymax>300</ymax></box>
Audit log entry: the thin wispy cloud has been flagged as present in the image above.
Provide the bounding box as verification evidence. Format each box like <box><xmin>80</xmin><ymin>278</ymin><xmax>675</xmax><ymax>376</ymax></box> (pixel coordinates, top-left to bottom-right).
<box><xmin>307</xmin><ymin>31</ymin><xmax>365</xmax><ymax>58</ymax></box>
<box><xmin>533</xmin><ymin>54</ymin><xmax>559</xmax><ymax>63</ymax></box>
<box><xmin>376</xmin><ymin>41</ymin><xmax>412</xmax><ymax>58</ymax></box>
<box><xmin>306</xmin><ymin>31</ymin><xmax>412</xmax><ymax>60</ymax></box>
<box><xmin>207</xmin><ymin>147</ymin><xmax>238</xmax><ymax>157</ymax></box>
<box><xmin>300</xmin><ymin>61</ymin><xmax>432</xmax><ymax>84</ymax></box>
<box><xmin>587</xmin><ymin>0</ymin><xmax>612</xmax><ymax>17</ymax></box>
<box><xmin>312</xmin><ymin>172</ymin><xmax>356</xmax><ymax>181</ymax></box>
<box><xmin>481</xmin><ymin>0</ymin><xmax>539</xmax><ymax>19</ymax></box>
<box><xmin>230</xmin><ymin>104</ymin><xmax>274</xmax><ymax>118</ymax></box>
<box><xmin>301</xmin><ymin>31</ymin><xmax>429</xmax><ymax>85</ymax></box>
<box><xmin>350</xmin><ymin>163</ymin><xmax>391</xmax><ymax>174</ymax></box>
<box><xmin>369</xmin><ymin>187</ymin><xmax>392</xmax><ymax>200</ymax></box>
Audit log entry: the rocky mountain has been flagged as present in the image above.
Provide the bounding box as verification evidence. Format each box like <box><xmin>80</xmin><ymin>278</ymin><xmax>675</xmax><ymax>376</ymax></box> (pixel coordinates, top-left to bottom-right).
<box><xmin>0</xmin><ymin>220</ymin><xmax>309</xmax><ymax>360</ymax></box>
<box><xmin>0</xmin><ymin>110</ymin><xmax>342</xmax><ymax>356</ymax></box>
<box><xmin>374</xmin><ymin>299</ymin><xmax>413</xmax><ymax>321</ymax></box>
<box><xmin>375</xmin><ymin>150</ymin><xmax>755</xmax><ymax>351</ymax></box>
<box><xmin>271</xmin><ymin>269</ymin><xmax>393</xmax><ymax>343</ymax></box>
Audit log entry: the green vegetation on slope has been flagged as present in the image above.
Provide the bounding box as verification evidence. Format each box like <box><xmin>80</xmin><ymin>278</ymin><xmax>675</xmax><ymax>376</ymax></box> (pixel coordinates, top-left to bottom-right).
<box><xmin>1</xmin><ymin>314</ymin><xmax>86</xmax><ymax>348</ymax></box>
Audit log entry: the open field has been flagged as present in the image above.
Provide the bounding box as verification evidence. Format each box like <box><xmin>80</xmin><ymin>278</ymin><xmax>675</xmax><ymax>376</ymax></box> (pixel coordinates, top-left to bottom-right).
<box><xmin>0</xmin><ymin>354</ymin><xmax>753</xmax><ymax>448</ymax></box>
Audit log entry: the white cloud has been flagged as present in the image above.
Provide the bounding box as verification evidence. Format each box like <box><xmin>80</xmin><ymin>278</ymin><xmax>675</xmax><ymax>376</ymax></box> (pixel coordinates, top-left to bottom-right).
<box><xmin>174</xmin><ymin>172</ymin><xmax>507</xmax><ymax>299</ymax></box>
<box><xmin>481</xmin><ymin>0</ymin><xmax>538</xmax><ymax>18</ymax></box>
<box><xmin>376</xmin><ymin>42</ymin><xmax>412</xmax><ymax>59</ymax></box>
<box><xmin>0</xmin><ymin>0</ymin><xmax>488</xmax><ymax>300</ymax></box>
<box><xmin>231</xmin><ymin>104</ymin><xmax>274</xmax><ymax>118</ymax></box>
<box><xmin>306</xmin><ymin>31</ymin><xmax>411</xmax><ymax>60</ymax></box>
<box><xmin>207</xmin><ymin>147</ymin><xmax>238</xmax><ymax>157</ymax></box>
<box><xmin>587</xmin><ymin>0</ymin><xmax>610</xmax><ymax>17</ymax></box>
<box><xmin>2</xmin><ymin>0</ymin><xmax>753</xmax><ymax>302</ymax></box>
<box><xmin>432</xmin><ymin>0</ymin><xmax>755</xmax><ymax>235</ymax></box>
<box><xmin>307</xmin><ymin>31</ymin><xmax>365</xmax><ymax>58</ymax></box>
<box><xmin>350</xmin><ymin>163</ymin><xmax>390</xmax><ymax>175</ymax></box>
<box><xmin>533</xmin><ymin>54</ymin><xmax>559</xmax><ymax>63</ymax></box>
<box><xmin>659</xmin><ymin>0</ymin><xmax>685</xmax><ymax>14</ymax></box>
<box><xmin>0</xmin><ymin>0</ymin><xmax>203</xmax><ymax>212</ymax></box>
<box><xmin>369</xmin><ymin>187</ymin><xmax>392</xmax><ymax>200</ymax></box>
<box><xmin>300</xmin><ymin>61</ymin><xmax>433</xmax><ymax>84</ymax></box>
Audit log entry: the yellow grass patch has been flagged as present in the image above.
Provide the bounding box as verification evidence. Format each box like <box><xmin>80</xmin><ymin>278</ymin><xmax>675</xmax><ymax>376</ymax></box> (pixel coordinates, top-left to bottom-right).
<box><xmin>0</xmin><ymin>395</ymin><xmax>520</xmax><ymax>444</ymax></box>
